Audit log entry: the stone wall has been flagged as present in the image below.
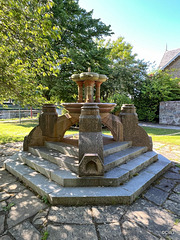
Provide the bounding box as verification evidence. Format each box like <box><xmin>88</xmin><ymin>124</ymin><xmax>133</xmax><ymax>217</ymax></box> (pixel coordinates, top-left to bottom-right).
<box><xmin>159</xmin><ymin>101</ymin><xmax>180</xmax><ymax>126</ymax></box>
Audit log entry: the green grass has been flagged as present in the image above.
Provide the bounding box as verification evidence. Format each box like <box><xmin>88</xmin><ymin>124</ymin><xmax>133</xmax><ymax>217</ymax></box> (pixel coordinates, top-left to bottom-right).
<box><xmin>0</xmin><ymin>121</ymin><xmax>179</xmax><ymax>146</ymax></box>
<box><xmin>0</xmin><ymin>120</ymin><xmax>38</xmax><ymax>144</ymax></box>
<box><xmin>142</xmin><ymin>127</ymin><xmax>180</xmax><ymax>145</ymax></box>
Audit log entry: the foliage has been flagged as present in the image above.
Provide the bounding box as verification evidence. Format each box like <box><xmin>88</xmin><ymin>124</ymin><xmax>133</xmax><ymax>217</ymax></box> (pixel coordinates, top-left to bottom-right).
<box><xmin>0</xmin><ymin>0</ymin><xmax>65</xmax><ymax>106</ymax></box>
<box><xmin>41</xmin><ymin>231</ymin><xmax>49</xmax><ymax>240</ymax></box>
<box><xmin>107</xmin><ymin>93</ymin><xmax>133</xmax><ymax>115</ymax></box>
<box><xmin>100</xmin><ymin>37</ymin><xmax>149</xmax><ymax>101</ymax></box>
<box><xmin>42</xmin><ymin>0</ymin><xmax>112</xmax><ymax>102</ymax></box>
<box><xmin>2</xmin><ymin>202</ymin><xmax>15</xmax><ymax>211</ymax></box>
<box><xmin>134</xmin><ymin>70</ymin><xmax>180</xmax><ymax>122</ymax></box>
<box><xmin>42</xmin><ymin>196</ymin><xmax>49</xmax><ymax>204</ymax></box>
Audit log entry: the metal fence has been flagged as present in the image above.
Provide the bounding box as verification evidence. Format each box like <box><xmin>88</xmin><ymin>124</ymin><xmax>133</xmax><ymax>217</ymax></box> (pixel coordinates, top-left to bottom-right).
<box><xmin>0</xmin><ymin>107</ymin><xmax>63</xmax><ymax>120</ymax></box>
<box><xmin>0</xmin><ymin>109</ymin><xmax>41</xmax><ymax>119</ymax></box>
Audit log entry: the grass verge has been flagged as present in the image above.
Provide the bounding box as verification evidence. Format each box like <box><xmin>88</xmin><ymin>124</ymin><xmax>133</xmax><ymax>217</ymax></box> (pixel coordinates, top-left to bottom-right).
<box><xmin>142</xmin><ymin>127</ymin><xmax>180</xmax><ymax>145</ymax></box>
<box><xmin>0</xmin><ymin>121</ymin><xmax>179</xmax><ymax>146</ymax></box>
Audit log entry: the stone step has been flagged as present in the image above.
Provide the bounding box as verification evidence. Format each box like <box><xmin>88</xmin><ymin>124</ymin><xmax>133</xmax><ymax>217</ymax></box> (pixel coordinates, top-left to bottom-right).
<box><xmin>29</xmin><ymin>145</ymin><xmax>147</xmax><ymax>176</ymax></box>
<box><xmin>13</xmin><ymin>150</ymin><xmax>157</xmax><ymax>187</ymax></box>
<box><xmin>104</xmin><ymin>146</ymin><xmax>148</xmax><ymax>171</ymax></box>
<box><xmin>103</xmin><ymin>141</ymin><xmax>132</xmax><ymax>157</ymax></box>
<box><xmin>45</xmin><ymin>141</ymin><xmax>132</xmax><ymax>158</ymax></box>
<box><xmin>29</xmin><ymin>147</ymin><xmax>79</xmax><ymax>173</ymax></box>
<box><xmin>18</xmin><ymin>152</ymin><xmax>78</xmax><ymax>187</ymax></box>
<box><xmin>29</xmin><ymin>141</ymin><xmax>133</xmax><ymax>174</ymax></box>
<box><xmin>4</xmin><ymin>154</ymin><xmax>172</xmax><ymax>205</ymax></box>
<box><xmin>45</xmin><ymin>141</ymin><xmax>79</xmax><ymax>157</ymax></box>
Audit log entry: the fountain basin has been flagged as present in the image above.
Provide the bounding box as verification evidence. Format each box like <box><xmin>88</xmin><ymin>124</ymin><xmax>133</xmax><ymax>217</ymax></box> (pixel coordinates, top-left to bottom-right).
<box><xmin>62</xmin><ymin>102</ymin><xmax>116</xmax><ymax>118</ymax></box>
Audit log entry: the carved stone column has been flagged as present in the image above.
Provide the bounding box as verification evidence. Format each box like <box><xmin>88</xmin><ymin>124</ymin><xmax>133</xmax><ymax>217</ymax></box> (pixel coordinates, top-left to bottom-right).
<box><xmin>84</xmin><ymin>80</ymin><xmax>94</xmax><ymax>103</ymax></box>
<box><xmin>95</xmin><ymin>81</ymin><xmax>102</xmax><ymax>103</ymax></box>
<box><xmin>79</xmin><ymin>103</ymin><xmax>104</xmax><ymax>176</ymax></box>
<box><xmin>77</xmin><ymin>81</ymin><xmax>84</xmax><ymax>102</ymax></box>
<box><xmin>39</xmin><ymin>104</ymin><xmax>58</xmax><ymax>141</ymax></box>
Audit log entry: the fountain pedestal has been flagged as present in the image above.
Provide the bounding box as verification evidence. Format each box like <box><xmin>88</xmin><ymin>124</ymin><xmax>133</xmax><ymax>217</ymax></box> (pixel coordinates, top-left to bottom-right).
<box><xmin>79</xmin><ymin>103</ymin><xmax>104</xmax><ymax>176</ymax></box>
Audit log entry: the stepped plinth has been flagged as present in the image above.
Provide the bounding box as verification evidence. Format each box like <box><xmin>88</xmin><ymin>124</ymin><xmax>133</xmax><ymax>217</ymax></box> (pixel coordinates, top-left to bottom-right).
<box><xmin>4</xmin><ymin>69</ymin><xmax>172</xmax><ymax>205</ymax></box>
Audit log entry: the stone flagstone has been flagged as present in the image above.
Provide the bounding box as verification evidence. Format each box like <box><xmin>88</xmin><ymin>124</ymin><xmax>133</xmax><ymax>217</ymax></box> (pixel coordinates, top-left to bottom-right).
<box><xmin>48</xmin><ymin>206</ymin><xmax>93</xmax><ymax>224</ymax></box>
<box><xmin>9</xmin><ymin>221</ymin><xmax>41</xmax><ymax>240</ymax></box>
<box><xmin>46</xmin><ymin>224</ymin><xmax>98</xmax><ymax>240</ymax></box>
<box><xmin>7</xmin><ymin>189</ymin><xmax>47</xmax><ymax>228</ymax></box>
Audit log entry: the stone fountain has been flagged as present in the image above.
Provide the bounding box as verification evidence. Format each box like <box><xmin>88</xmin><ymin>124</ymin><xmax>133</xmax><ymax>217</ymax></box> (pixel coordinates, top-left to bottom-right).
<box><xmin>4</xmin><ymin>69</ymin><xmax>172</xmax><ymax>205</ymax></box>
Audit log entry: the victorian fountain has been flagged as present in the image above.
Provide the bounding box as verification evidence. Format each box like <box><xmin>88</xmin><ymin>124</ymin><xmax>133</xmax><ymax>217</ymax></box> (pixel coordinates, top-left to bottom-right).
<box><xmin>4</xmin><ymin>69</ymin><xmax>171</xmax><ymax>205</ymax></box>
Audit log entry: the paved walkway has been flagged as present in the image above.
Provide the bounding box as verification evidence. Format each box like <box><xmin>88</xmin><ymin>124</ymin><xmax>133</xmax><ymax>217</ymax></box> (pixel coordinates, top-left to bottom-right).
<box><xmin>139</xmin><ymin>122</ymin><xmax>180</xmax><ymax>130</ymax></box>
<box><xmin>0</xmin><ymin>142</ymin><xmax>180</xmax><ymax>240</ymax></box>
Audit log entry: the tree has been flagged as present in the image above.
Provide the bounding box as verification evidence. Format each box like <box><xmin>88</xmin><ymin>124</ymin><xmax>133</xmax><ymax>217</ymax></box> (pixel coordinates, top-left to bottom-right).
<box><xmin>134</xmin><ymin>70</ymin><xmax>180</xmax><ymax>122</ymax></box>
<box><xmin>42</xmin><ymin>0</ymin><xmax>113</xmax><ymax>102</ymax></box>
<box><xmin>0</xmin><ymin>0</ymin><xmax>65</xmax><ymax>106</ymax></box>
<box><xmin>100</xmin><ymin>37</ymin><xmax>149</xmax><ymax>101</ymax></box>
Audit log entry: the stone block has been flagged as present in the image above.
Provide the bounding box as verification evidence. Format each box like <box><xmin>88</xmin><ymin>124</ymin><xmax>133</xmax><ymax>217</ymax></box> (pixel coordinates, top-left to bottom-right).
<box><xmin>9</xmin><ymin>221</ymin><xmax>41</xmax><ymax>240</ymax></box>
<box><xmin>79</xmin><ymin>132</ymin><xmax>104</xmax><ymax>161</ymax></box>
<box><xmin>97</xmin><ymin>223</ymin><xmax>124</xmax><ymax>240</ymax></box>
<box><xmin>120</xmin><ymin>104</ymin><xmax>152</xmax><ymax>150</ymax></box>
<box><xmin>7</xmin><ymin>189</ymin><xmax>47</xmax><ymax>228</ymax></box>
<box><xmin>46</xmin><ymin>224</ymin><xmax>98</xmax><ymax>240</ymax></box>
<box><xmin>79</xmin><ymin>153</ymin><xmax>104</xmax><ymax>177</ymax></box>
<box><xmin>143</xmin><ymin>187</ymin><xmax>169</xmax><ymax>205</ymax></box>
<box><xmin>102</xmin><ymin>113</ymin><xmax>123</xmax><ymax>141</ymax></box>
<box><xmin>48</xmin><ymin>206</ymin><xmax>93</xmax><ymax>224</ymax></box>
<box><xmin>92</xmin><ymin>205</ymin><xmax>126</xmax><ymax>223</ymax></box>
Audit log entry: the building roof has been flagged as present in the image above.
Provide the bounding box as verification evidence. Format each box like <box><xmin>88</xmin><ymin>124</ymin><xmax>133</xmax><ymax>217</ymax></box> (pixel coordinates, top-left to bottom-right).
<box><xmin>159</xmin><ymin>48</ymin><xmax>180</xmax><ymax>70</ymax></box>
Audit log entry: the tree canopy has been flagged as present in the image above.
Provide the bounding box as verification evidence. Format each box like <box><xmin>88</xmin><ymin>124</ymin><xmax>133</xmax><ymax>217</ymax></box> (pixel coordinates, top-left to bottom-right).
<box><xmin>134</xmin><ymin>70</ymin><xmax>180</xmax><ymax>122</ymax></box>
<box><xmin>42</xmin><ymin>0</ymin><xmax>113</xmax><ymax>102</ymax></box>
<box><xmin>100</xmin><ymin>37</ymin><xmax>149</xmax><ymax>101</ymax></box>
<box><xmin>0</xmin><ymin>0</ymin><xmax>64</xmax><ymax>106</ymax></box>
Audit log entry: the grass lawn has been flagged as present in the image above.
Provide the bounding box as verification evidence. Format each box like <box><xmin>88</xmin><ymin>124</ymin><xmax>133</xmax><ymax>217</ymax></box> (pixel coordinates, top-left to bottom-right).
<box><xmin>142</xmin><ymin>127</ymin><xmax>180</xmax><ymax>145</ymax></box>
<box><xmin>0</xmin><ymin>121</ymin><xmax>180</xmax><ymax>146</ymax></box>
<box><xmin>0</xmin><ymin>120</ymin><xmax>39</xmax><ymax>144</ymax></box>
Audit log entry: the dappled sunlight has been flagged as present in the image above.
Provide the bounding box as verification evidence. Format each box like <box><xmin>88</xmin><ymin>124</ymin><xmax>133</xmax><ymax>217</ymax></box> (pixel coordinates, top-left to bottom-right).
<box><xmin>129</xmin><ymin>210</ymin><xmax>150</xmax><ymax>225</ymax></box>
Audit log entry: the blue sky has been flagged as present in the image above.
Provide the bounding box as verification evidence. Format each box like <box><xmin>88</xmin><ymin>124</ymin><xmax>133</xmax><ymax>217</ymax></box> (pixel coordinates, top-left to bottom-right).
<box><xmin>78</xmin><ymin>0</ymin><xmax>180</xmax><ymax>70</ymax></box>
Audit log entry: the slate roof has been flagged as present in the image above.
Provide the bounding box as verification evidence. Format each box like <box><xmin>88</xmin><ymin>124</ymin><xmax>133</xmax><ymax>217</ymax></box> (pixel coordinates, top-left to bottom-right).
<box><xmin>159</xmin><ymin>48</ymin><xmax>180</xmax><ymax>70</ymax></box>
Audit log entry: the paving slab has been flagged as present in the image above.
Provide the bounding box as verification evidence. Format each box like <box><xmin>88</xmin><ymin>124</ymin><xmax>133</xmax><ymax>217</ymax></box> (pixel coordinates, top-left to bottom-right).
<box><xmin>0</xmin><ymin>169</ymin><xmax>17</xmax><ymax>188</ymax></box>
<box><xmin>0</xmin><ymin>215</ymin><xmax>5</xmax><ymax>234</ymax></box>
<box><xmin>48</xmin><ymin>206</ymin><xmax>93</xmax><ymax>224</ymax></box>
<box><xmin>169</xmin><ymin>165</ymin><xmax>180</xmax><ymax>174</ymax></box>
<box><xmin>169</xmin><ymin>193</ymin><xmax>180</xmax><ymax>203</ymax></box>
<box><xmin>0</xmin><ymin>192</ymin><xmax>11</xmax><ymax>202</ymax></box>
<box><xmin>3</xmin><ymin>181</ymin><xmax>26</xmax><ymax>193</ymax></box>
<box><xmin>163</xmin><ymin>171</ymin><xmax>180</xmax><ymax>180</ymax></box>
<box><xmin>0</xmin><ymin>201</ymin><xmax>6</xmax><ymax>211</ymax></box>
<box><xmin>97</xmin><ymin>222</ymin><xmax>124</xmax><ymax>240</ymax></box>
<box><xmin>169</xmin><ymin>222</ymin><xmax>180</xmax><ymax>240</ymax></box>
<box><xmin>92</xmin><ymin>205</ymin><xmax>126</xmax><ymax>223</ymax></box>
<box><xmin>32</xmin><ymin>208</ymin><xmax>49</xmax><ymax>226</ymax></box>
<box><xmin>46</xmin><ymin>224</ymin><xmax>98</xmax><ymax>240</ymax></box>
<box><xmin>122</xmin><ymin>220</ymin><xmax>159</xmax><ymax>240</ymax></box>
<box><xmin>163</xmin><ymin>200</ymin><xmax>180</xmax><ymax>216</ymax></box>
<box><xmin>124</xmin><ymin>198</ymin><xmax>175</xmax><ymax>237</ymax></box>
<box><xmin>0</xmin><ymin>236</ymin><xmax>12</xmax><ymax>240</ymax></box>
<box><xmin>9</xmin><ymin>221</ymin><xmax>41</xmax><ymax>240</ymax></box>
<box><xmin>7</xmin><ymin>189</ymin><xmax>47</xmax><ymax>228</ymax></box>
<box><xmin>174</xmin><ymin>183</ymin><xmax>180</xmax><ymax>193</ymax></box>
<box><xmin>155</xmin><ymin>178</ymin><xmax>176</xmax><ymax>192</ymax></box>
<box><xmin>143</xmin><ymin>187</ymin><xmax>169</xmax><ymax>205</ymax></box>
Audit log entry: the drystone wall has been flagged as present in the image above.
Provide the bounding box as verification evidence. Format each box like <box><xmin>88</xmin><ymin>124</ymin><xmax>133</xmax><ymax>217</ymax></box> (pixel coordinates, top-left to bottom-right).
<box><xmin>159</xmin><ymin>101</ymin><xmax>180</xmax><ymax>126</ymax></box>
